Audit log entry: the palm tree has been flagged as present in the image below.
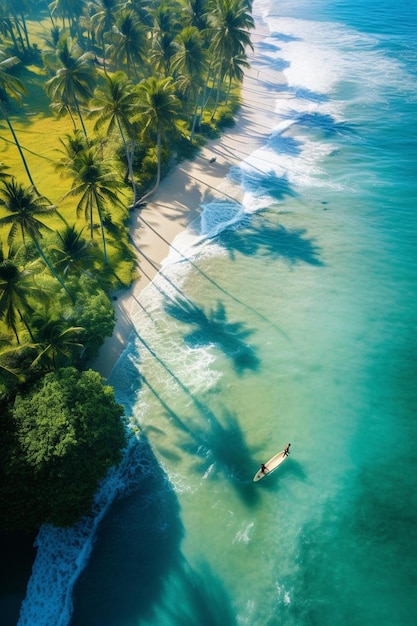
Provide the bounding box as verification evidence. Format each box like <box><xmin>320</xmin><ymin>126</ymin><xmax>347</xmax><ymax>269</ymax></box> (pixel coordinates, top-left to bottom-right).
<box><xmin>41</xmin><ymin>24</ymin><xmax>64</xmax><ymax>67</ymax></box>
<box><xmin>89</xmin><ymin>0</ymin><xmax>119</xmax><ymax>72</ymax></box>
<box><xmin>1</xmin><ymin>0</ymin><xmax>31</xmax><ymax>55</ymax></box>
<box><xmin>106</xmin><ymin>10</ymin><xmax>146</xmax><ymax>81</ymax></box>
<box><xmin>171</xmin><ymin>25</ymin><xmax>206</xmax><ymax>138</ymax></box>
<box><xmin>206</xmin><ymin>0</ymin><xmax>253</xmax><ymax>118</ymax></box>
<box><xmin>0</xmin><ymin>243</ymin><xmax>42</xmax><ymax>343</ymax></box>
<box><xmin>223</xmin><ymin>50</ymin><xmax>250</xmax><ymax>102</ymax></box>
<box><xmin>0</xmin><ymin>179</ymin><xmax>73</xmax><ymax>301</ymax></box>
<box><xmin>29</xmin><ymin>313</ymin><xmax>84</xmax><ymax>370</ymax></box>
<box><xmin>89</xmin><ymin>72</ymin><xmax>139</xmax><ymax>204</ymax></box>
<box><xmin>149</xmin><ymin>0</ymin><xmax>182</xmax><ymax>76</ymax></box>
<box><xmin>55</xmin><ymin>128</ymin><xmax>89</xmax><ymax>173</ymax></box>
<box><xmin>0</xmin><ymin>48</ymin><xmax>38</xmax><ymax>191</ymax></box>
<box><xmin>48</xmin><ymin>0</ymin><xmax>85</xmax><ymax>34</ymax></box>
<box><xmin>44</xmin><ymin>35</ymin><xmax>97</xmax><ymax>137</ymax></box>
<box><xmin>187</xmin><ymin>0</ymin><xmax>211</xmax><ymax>32</ymax></box>
<box><xmin>50</xmin><ymin>224</ymin><xmax>93</xmax><ymax>275</ymax></box>
<box><xmin>134</xmin><ymin>76</ymin><xmax>181</xmax><ymax>203</ymax></box>
<box><xmin>61</xmin><ymin>147</ymin><xmax>124</xmax><ymax>264</ymax></box>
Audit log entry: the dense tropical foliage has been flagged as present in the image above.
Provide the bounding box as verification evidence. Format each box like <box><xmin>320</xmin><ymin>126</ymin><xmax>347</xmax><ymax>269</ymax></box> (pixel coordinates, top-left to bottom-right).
<box><xmin>0</xmin><ymin>367</ymin><xmax>126</xmax><ymax>531</ymax></box>
<box><xmin>0</xmin><ymin>0</ymin><xmax>254</xmax><ymax>532</ymax></box>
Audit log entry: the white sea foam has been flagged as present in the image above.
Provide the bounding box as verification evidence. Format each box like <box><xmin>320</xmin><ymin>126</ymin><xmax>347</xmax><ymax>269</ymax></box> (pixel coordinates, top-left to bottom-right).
<box><xmin>233</xmin><ymin>521</ymin><xmax>255</xmax><ymax>544</ymax></box>
<box><xmin>276</xmin><ymin>582</ymin><xmax>292</xmax><ymax>606</ymax></box>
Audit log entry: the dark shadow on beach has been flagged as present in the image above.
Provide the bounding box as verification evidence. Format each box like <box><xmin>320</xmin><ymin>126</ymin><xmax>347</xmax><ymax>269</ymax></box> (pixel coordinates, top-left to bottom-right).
<box><xmin>164</xmin><ymin>296</ymin><xmax>260</xmax><ymax>375</ymax></box>
<box><xmin>217</xmin><ymin>214</ymin><xmax>323</xmax><ymax>266</ymax></box>
<box><xmin>70</xmin><ymin>437</ymin><xmax>184</xmax><ymax>626</ymax></box>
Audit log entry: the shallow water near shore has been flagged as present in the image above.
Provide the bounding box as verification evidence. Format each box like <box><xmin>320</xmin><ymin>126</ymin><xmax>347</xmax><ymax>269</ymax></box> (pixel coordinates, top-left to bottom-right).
<box><xmin>17</xmin><ymin>0</ymin><xmax>417</xmax><ymax>624</ymax></box>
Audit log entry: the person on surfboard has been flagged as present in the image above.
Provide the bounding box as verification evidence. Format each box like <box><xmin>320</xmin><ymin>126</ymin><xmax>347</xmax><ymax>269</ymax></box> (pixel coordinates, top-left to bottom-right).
<box><xmin>284</xmin><ymin>443</ymin><xmax>291</xmax><ymax>456</ymax></box>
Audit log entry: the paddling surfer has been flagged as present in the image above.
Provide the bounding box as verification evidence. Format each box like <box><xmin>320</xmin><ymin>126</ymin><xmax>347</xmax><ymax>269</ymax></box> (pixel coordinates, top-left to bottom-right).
<box><xmin>284</xmin><ymin>443</ymin><xmax>291</xmax><ymax>456</ymax></box>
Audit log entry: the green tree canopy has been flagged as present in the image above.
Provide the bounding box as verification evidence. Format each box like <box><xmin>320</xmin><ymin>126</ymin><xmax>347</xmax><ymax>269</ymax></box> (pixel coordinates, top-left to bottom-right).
<box><xmin>0</xmin><ymin>367</ymin><xmax>126</xmax><ymax>532</ymax></box>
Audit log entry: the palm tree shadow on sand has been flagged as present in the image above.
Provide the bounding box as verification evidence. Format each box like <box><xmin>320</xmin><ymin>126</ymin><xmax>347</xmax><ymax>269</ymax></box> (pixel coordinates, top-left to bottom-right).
<box><xmin>164</xmin><ymin>296</ymin><xmax>260</xmax><ymax>375</ymax></box>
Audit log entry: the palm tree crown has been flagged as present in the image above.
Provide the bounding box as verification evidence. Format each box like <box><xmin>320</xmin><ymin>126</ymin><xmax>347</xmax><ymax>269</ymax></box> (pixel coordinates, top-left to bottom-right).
<box><xmin>0</xmin><ymin>179</ymin><xmax>73</xmax><ymax>300</ymax></box>
<box><xmin>44</xmin><ymin>35</ymin><xmax>97</xmax><ymax>136</ymax></box>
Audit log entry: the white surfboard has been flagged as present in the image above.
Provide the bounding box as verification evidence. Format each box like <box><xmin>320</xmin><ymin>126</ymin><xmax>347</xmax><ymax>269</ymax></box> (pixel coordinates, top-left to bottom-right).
<box><xmin>253</xmin><ymin>449</ymin><xmax>290</xmax><ymax>482</ymax></box>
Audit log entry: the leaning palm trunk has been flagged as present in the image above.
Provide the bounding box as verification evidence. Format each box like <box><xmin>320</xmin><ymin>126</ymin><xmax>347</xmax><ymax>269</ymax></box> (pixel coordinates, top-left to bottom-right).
<box><xmin>0</xmin><ymin>103</ymin><xmax>39</xmax><ymax>193</ymax></box>
<box><xmin>97</xmin><ymin>207</ymin><xmax>108</xmax><ymax>265</ymax></box>
<box><xmin>137</xmin><ymin>133</ymin><xmax>161</xmax><ymax>204</ymax></box>
<box><xmin>211</xmin><ymin>70</ymin><xmax>226</xmax><ymax>121</ymax></box>
<box><xmin>190</xmin><ymin>99</ymin><xmax>200</xmax><ymax>141</ymax></box>
<box><xmin>74</xmin><ymin>96</ymin><xmax>88</xmax><ymax>138</ymax></box>
<box><xmin>32</xmin><ymin>237</ymin><xmax>74</xmax><ymax>302</ymax></box>
<box><xmin>117</xmin><ymin>118</ymin><xmax>138</xmax><ymax>206</ymax></box>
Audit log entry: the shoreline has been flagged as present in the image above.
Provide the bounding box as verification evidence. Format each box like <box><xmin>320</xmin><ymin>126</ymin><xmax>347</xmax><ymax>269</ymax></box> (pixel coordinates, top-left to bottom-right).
<box><xmin>7</xmin><ymin>9</ymin><xmax>291</xmax><ymax>626</ymax></box>
<box><xmin>93</xmin><ymin>21</ymin><xmax>285</xmax><ymax>379</ymax></box>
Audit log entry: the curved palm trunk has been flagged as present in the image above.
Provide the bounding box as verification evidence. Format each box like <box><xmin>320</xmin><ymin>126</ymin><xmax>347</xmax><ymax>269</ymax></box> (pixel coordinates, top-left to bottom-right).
<box><xmin>0</xmin><ymin>103</ymin><xmax>39</xmax><ymax>194</ymax></box>
<box><xmin>18</xmin><ymin>309</ymin><xmax>35</xmax><ymax>342</ymax></box>
<box><xmin>32</xmin><ymin>237</ymin><xmax>74</xmax><ymax>302</ymax></box>
<box><xmin>98</xmin><ymin>215</ymin><xmax>108</xmax><ymax>265</ymax></box>
<box><xmin>190</xmin><ymin>99</ymin><xmax>201</xmax><ymax>141</ymax></box>
<box><xmin>74</xmin><ymin>96</ymin><xmax>88</xmax><ymax>138</ymax></box>
<box><xmin>19</xmin><ymin>12</ymin><xmax>31</xmax><ymax>50</ymax></box>
<box><xmin>117</xmin><ymin>119</ymin><xmax>138</xmax><ymax>206</ymax></box>
<box><xmin>66</xmin><ymin>105</ymin><xmax>78</xmax><ymax>130</ymax></box>
<box><xmin>137</xmin><ymin>132</ymin><xmax>161</xmax><ymax>204</ymax></box>
<box><xmin>87</xmin><ymin>193</ymin><xmax>108</xmax><ymax>265</ymax></box>
<box><xmin>211</xmin><ymin>70</ymin><xmax>225</xmax><ymax>121</ymax></box>
<box><xmin>12</xmin><ymin>18</ymin><xmax>26</xmax><ymax>54</ymax></box>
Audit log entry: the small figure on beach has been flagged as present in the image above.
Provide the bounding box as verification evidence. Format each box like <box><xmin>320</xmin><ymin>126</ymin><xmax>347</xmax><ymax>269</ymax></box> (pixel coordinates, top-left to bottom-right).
<box><xmin>209</xmin><ymin>156</ymin><xmax>217</xmax><ymax>163</ymax></box>
<box><xmin>260</xmin><ymin>463</ymin><xmax>268</xmax><ymax>474</ymax></box>
<box><xmin>284</xmin><ymin>443</ymin><xmax>291</xmax><ymax>456</ymax></box>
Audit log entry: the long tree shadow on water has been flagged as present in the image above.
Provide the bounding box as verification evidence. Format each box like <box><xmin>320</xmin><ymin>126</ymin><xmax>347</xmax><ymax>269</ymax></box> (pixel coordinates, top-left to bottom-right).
<box><xmin>178</xmin><ymin>408</ymin><xmax>262</xmax><ymax>501</ymax></box>
<box><xmin>164</xmin><ymin>296</ymin><xmax>260</xmax><ymax>375</ymax></box>
<box><xmin>136</xmin><ymin>216</ymin><xmax>288</xmax><ymax>337</ymax></box>
<box><xmin>229</xmin><ymin>168</ymin><xmax>296</xmax><ymax>201</ymax></box>
<box><xmin>70</xmin><ymin>436</ymin><xmax>185</xmax><ymax>626</ymax></box>
<box><xmin>156</xmin><ymin>559</ymin><xmax>238</xmax><ymax>626</ymax></box>
<box><xmin>286</xmin><ymin>110</ymin><xmax>356</xmax><ymax>137</ymax></box>
<box><xmin>140</xmin><ymin>373</ymin><xmax>260</xmax><ymax>506</ymax></box>
<box><xmin>217</xmin><ymin>215</ymin><xmax>323</xmax><ymax>266</ymax></box>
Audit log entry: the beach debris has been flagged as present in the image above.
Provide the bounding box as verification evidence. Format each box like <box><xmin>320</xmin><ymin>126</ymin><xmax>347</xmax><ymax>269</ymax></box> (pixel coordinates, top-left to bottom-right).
<box><xmin>209</xmin><ymin>156</ymin><xmax>217</xmax><ymax>163</ymax></box>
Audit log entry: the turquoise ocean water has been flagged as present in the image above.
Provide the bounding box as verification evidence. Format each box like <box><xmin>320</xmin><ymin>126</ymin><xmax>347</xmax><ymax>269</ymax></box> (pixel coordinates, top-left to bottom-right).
<box><xmin>17</xmin><ymin>0</ymin><xmax>417</xmax><ymax>624</ymax></box>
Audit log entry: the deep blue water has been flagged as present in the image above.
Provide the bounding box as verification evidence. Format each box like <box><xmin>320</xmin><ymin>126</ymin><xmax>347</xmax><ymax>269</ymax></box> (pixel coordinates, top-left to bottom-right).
<box><xmin>17</xmin><ymin>0</ymin><xmax>417</xmax><ymax>624</ymax></box>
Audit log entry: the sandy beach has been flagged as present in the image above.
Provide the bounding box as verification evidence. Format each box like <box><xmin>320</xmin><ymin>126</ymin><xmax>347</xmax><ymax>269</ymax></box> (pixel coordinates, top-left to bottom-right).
<box><xmin>93</xmin><ymin>25</ymin><xmax>283</xmax><ymax>378</ymax></box>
